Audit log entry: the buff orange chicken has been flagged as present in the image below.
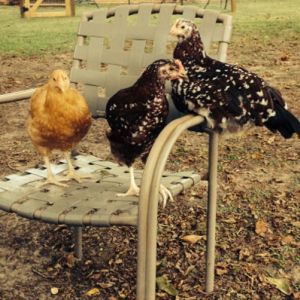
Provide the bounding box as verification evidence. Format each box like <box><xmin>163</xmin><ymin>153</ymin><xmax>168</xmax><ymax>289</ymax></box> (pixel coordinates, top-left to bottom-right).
<box><xmin>27</xmin><ymin>69</ymin><xmax>92</xmax><ymax>187</ymax></box>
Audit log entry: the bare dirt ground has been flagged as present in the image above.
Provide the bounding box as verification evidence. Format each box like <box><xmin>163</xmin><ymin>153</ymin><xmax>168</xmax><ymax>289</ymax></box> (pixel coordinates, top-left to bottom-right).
<box><xmin>0</xmin><ymin>34</ymin><xmax>299</xmax><ymax>299</ymax></box>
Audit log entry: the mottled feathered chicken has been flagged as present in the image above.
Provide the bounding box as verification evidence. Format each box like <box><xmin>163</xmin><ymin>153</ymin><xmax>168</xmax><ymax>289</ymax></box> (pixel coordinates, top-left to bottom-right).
<box><xmin>106</xmin><ymin>59</ymin><xmax>187</xmax><ymax>206</ymax></box>
<box><xmin>170</xmin><ymin>18</ymin><xmax>300</xmax><ymax>137</ymax></box>
<box><xmin>27</xmin><ymin>69</ymin><xmax>92</xmax><ymax>187</ymax></box>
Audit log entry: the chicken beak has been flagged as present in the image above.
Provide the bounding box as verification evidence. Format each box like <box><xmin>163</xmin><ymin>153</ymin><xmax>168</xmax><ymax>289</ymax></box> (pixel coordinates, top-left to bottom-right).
<box><xmin>180</xmin><ymin>72</ymin><xmax>189</xmax><ymax>81</ymax></box>
<box><xmin>174</xmin><ymin>59</ymin><xmax>188</xmax><ymax>81</ymax></box>
<box><xmin>170</xmin><ymin>22</ymin><xmax>185</xmax><ymax>42</ymax></box>
<box><xmin>57</xmin><ymin>83</ymin><xmax>65</xmax><ymax>92</ymax></box>
<box><xmin>169</xmin><ymin>70</ymin><xmax>188</xmax><ymax>81</ymax></box>
<box><xmin>57</xmin><ymin>79</ymin><xmax>69</xmax><ymax>92</ymax></box>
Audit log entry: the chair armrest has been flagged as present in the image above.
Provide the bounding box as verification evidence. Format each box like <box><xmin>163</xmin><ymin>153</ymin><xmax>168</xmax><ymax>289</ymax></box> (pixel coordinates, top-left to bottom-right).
<box><xmin>136</xmin><ymin>114</ymin><xmax>205</xmax><ymax>299</ymax></box>
<box><xmin>0</xmin><ymin>88</ymin><xmax>35</xmax><ymax>104</ymax></box>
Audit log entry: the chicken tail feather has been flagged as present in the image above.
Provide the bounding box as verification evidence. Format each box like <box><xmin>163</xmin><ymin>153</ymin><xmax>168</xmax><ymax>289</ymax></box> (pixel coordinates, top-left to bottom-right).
<box><xmin>264</xmin><ymin>86</ymin><xmax>300</xmax><ymax>139</ymax></box>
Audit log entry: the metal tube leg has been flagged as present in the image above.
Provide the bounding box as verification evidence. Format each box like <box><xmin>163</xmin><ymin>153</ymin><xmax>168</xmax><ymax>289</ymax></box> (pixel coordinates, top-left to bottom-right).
<box><xmin>205</xmin><ymin>132</ymin><xmax>218</xmax><ymax>293</ymax></box>
<box><xmin>74</xmin><ymin>226</ymin><xmax>83</xmax><ymax>260</ymax></box>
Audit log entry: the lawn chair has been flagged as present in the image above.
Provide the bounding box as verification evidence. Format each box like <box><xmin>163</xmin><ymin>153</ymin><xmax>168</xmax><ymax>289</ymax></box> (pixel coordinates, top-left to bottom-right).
<box><xmin>0</xmin><ymin>4</ymin><xmax>232</xmax><ymax>299</ymax></box>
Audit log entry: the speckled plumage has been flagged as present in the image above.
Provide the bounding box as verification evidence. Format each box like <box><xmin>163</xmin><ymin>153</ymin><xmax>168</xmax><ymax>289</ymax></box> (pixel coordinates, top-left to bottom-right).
<box><xmin>106</xmin><ymin>59</ymin><xmax>186</xmax><ymax>167</ymax></box>
<box><xmin>171</xmin><ymin>19</ymin><xmax>300</xmax><ymax>138</ymax></box>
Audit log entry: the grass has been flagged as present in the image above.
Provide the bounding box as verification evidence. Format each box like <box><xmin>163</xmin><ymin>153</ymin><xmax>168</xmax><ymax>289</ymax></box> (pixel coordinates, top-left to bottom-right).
<box><xmin>0</xmin><ymin>0</ymin><xmax>300</xmax><ymax>56</ymax></box>
<box><xmin>245</xmin><ymin>188</ymin><xmax>272</xmax><ymax>204</ymax></box>
<box><xmin>0</xmin><ymin>4</ymin><xmax>92</xmax><ymax>55</ymax></box>
<box><xmin>233</xmin><ymin>0</ymin><xmax>300</xmax><ymax>36</ymax></box>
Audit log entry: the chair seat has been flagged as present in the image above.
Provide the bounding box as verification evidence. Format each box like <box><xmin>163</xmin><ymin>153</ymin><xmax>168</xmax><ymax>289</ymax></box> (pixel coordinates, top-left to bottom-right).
<box><xmin>0</xmin><ymin>155</ymin><xmax>200</xmax><ymax>227</ymax></box>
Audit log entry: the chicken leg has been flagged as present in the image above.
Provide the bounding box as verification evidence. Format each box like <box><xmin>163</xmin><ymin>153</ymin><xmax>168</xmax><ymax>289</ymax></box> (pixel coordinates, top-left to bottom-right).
<box><xmin>117</xmin><ymin>167</ymin><xmax>174</xmax><ymax>207</ymax></box>
<box><xmin>62</xmin><ymin>151</ymin><xmax>93</xmax><ymax>183</ymax></box>
<box><xmin>38</xmin><ymin>155</ymin><xmax>68</xmax><ymax>188</ymax></box>
<box><xmin>117</xmin><ymin>167</ymin><xmax>140</xmax><ymax>197</ymax></box>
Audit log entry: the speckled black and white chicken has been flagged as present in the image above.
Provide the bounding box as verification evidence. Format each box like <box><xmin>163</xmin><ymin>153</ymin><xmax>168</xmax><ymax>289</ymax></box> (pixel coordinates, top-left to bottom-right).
<box><xmin>170</xmin><ymin>18</ymin><xmax>300</xmax><ymax>137</ymax></box>
<box><xmin>106</xmin><ymin>59</ymin><xmax>187</xmax><ymax>206</ymax></box>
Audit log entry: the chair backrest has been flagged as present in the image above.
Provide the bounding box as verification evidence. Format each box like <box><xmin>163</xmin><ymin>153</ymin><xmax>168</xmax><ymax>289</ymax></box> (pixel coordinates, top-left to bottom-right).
<box><xmin>70</xmin><ymin>4</ymin><xmax>232</xmax><ymax>117</ymax></box>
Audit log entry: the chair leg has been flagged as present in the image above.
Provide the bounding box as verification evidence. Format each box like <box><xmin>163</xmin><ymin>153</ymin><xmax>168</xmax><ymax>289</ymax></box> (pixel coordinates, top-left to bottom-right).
<box><xmin>137</xmin><ymin>115</ymin><xmax>204</xmax><ymax>300</ymax></box>
<box><xmin>73</xmin><ymin>226</ymin><xmax>83</xmax><ymax>260</ymax></box>
<box><xmin>205</xmin><ymin>131</ymin><xmax>218</xmax><ymax>293</ymax></box>
<box><xmin>136</xmin><ymin>230</ymin><xmax>147</xmax><ymax>300</ymax></box>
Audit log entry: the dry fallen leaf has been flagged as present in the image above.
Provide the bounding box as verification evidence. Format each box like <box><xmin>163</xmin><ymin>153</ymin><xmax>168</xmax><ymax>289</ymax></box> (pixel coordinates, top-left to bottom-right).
<box><xmin>66</xmin><ymin>253</ymin><xmax>76</xmax><ymax>268</ymax></box>
<box><xmin>267</xmin><ymin>136</ymin><xmax>276</xmax><ymax>144</ymax></box>
<box><xmin>99</xmin><ymin>282</ymin><xmax>114</xmax><ymax>289</ymax></box>
<box><xmin>216</xmin><ymin>267</ymin><xmax>228</xmax><ymax>276</ymax></box>
<box><xmin>281</xmin><ymin>235</ymin><xmax>295</xmax><ymax>245</ymax></box>
<box><xmin>118</xmin><ymin>288</ymin><xmax>128</xmax><ymax>299</ymax></box>
<box><xmin>86</xmin><ymin>288</ymin><xmax>100</xmax><ymax>297</ymax></box>
<box><xmin>291</xmin><ymin>221</ymin><xmax>300</xmax><ymax>228</ymax></box>
<box><xmin>280</xmin><ymin>54</ymin><xmax>289</xmax><ymax>61</ymax></box>
<box><xmin>216</xmin><ymin>262</ymin><xmax>229</xmax><ymax>276</ymax></box>
<box><xmin>115</xmin><ymin>258</ymin><xmax>123</xmax><ymax>264</ymax></box>
<box><xmin>265</xmin><ymin>277</ymin><xmax>292</xmax><ymax>295</ymax></box>
<box><xmin>180</xmin><ymin>234</ymin><xmax>203</xmax><ymax>244</ymax></box>
<box><xmin>291</xmin><ymin>266</ymin><xmax>300</xmax><ymax>284</ymax></box>
<box><xmin>223</xmin><ymin>217</ymin><xmax>237</xmax><ymax>224</ymax></box>
<box><xmin>156</xmin><ymin>275</ymin><xmax>178</xmax><ymax>296</ymax></box>
<box><xmin>239</xmin><ymin>248</ymin><xmax>251</xmax><ymax>260</ymax></box>
<box><xmin>256</xmin><ymin>252</ymin><xmax>270</xmax><ymax>258</ymax></box>
<box><xmin>250</xmin><ymin>152</ymin><xmax>263</xmax><ymax>160</ymax></box>
<box><xmin>255</xmin><ymin>220</ymin><xmax>268</xmax><ymax>236</ymax></box>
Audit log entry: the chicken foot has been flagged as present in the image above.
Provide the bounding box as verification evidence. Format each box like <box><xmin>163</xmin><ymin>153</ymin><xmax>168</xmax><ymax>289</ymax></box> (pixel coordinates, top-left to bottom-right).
<box><xmin>117</xmin><ymin>167</ymin><xmax>174</xmax><ymax>207</ymax></box>
<box><xmin>117</xmin><ymin>167</ymin><xmax>140</xmax><ymax>197</ymax></box>
<box><xmin>37</xmin><ymin>155</ymin><xmax>68</xmax><ymax>188</ymax></box>
<box><xmin>159</xmin><ymin>184</ymin><xmax>174</xmax><ymax>208</ymax></box>
<box><xmin>61</xmin><ymin>151</ymin><xmax>93</xmax><ymax>183</ymax></box>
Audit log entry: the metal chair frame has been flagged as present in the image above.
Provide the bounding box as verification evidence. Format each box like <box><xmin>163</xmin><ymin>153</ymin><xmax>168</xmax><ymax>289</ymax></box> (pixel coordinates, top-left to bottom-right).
<box><xmin>0</xmin><ymin>4</ymin><xmax>232</xmax><ymax>298</ymax></box>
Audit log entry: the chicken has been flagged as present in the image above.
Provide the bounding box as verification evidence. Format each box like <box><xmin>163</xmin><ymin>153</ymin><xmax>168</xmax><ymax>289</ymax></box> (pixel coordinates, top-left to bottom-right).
<box><xmin>27</xmin><ymin>69</ymin><xmax>92</xmax><ymax>187</ymax></box>
<box><xmin>106</xmin><ymin>59</ymin><xmax>187</xmax><ymax>206</ymax></box>
<box><xmin>170</xmin><ymin>18</ymin><xmax>300</xmax><ymax>137</ymax></box>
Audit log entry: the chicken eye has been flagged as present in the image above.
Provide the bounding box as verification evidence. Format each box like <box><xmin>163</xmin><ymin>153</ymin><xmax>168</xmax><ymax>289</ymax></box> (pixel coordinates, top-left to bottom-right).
<box><xmin>181</xmin><ymin>25</ymin><xmax>185</xmax><ymax>29</ymax></box>
<box><xmin>53</xmin><ymin>78</ymin><xmax>56</xmax><ymax>81</ymax></box>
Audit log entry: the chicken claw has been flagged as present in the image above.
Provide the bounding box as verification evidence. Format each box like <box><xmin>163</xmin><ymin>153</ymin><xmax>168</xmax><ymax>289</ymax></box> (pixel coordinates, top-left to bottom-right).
<box><xmin>114</xmin><ymin>166</ymin><xmax>173</xmax><ymax>207</ymax></box>
<box><xmin>36</xmin><ymin>156</ymin><xmax>68</xmax><ymax>188</ymax></box>
<box><xmin>116</xmin><ymin>184</ymin><xmax>140</xmax><ymax>197</ymax></box>
<box><xmin>62</xmin><ymin>170</ymin><xmax>94</xmax><ymax>183</ymax></box>
<box><xmin>159</xmin><ymin>184</ymin><xmax>174</xmax><ymax>208</ymax></box>
<box><xmin>37</xmin><ymin>175</ymin><xmax>68</xmax><ymax>188</ymax></box>
<box><xmin>62</xmin><ymin>151</ymin><xmax>94</xmax><ymax>183</ymax></box>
